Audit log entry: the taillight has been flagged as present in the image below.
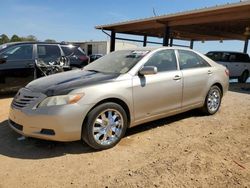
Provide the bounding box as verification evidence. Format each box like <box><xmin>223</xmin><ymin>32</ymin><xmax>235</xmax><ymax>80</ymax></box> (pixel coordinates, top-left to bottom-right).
<box><xmin>225</xmin><ymin>69</ymin><xmax>229</xmax><ymax>76</ymax></box>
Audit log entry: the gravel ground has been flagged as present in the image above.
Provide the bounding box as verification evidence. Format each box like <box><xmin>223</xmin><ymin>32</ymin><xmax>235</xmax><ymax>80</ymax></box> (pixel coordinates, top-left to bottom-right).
<box><xmin>0</xmin><ymin>83</ymin><xmax>249</xmax><ymax>188</ymax></box>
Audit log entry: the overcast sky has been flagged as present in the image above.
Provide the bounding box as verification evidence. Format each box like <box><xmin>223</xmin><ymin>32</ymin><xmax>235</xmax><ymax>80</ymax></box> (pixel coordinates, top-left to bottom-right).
<box><xmin>0</xmin><ymin>0</ymin><xmax>248</xmax><ymax>53</ymax></box>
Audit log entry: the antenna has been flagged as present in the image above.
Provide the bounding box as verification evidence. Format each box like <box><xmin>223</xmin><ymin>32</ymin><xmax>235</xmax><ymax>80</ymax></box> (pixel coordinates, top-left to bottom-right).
<box><xmin>153</xmin><ymin>7</ymin><xmax>157</xmax><ymax>16</ymax></box>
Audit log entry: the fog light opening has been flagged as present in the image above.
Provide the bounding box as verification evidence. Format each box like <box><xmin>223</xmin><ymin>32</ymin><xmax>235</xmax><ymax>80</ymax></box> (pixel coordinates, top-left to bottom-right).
<box><xmin>40</xmin><ymin>129</ymin><xmax>55</xmax><ymax>135</ymax></box>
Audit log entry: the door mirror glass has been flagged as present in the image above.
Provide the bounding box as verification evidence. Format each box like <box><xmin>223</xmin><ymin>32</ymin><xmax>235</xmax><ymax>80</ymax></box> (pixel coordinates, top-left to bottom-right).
<box><xmin>139</xmin><ymin>66</ymin><xmax>157</xmax><ymax>75</ymax></box>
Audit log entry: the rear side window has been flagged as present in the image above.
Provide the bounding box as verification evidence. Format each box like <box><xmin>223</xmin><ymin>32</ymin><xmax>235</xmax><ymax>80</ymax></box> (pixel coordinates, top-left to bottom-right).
<box><xmin>1</xmin><ymin>44</ymin><xmax>33</xmax><ymax>61</ymax></box>
<box><xmin>178</xmin><ymin>50</ymin><xmax>210</xmax><ymax>70</ymax></box>
<box><xmin>61</xmin><ymin>46</ymin><xmax>75</xmax><ymax>56</ymax></box>
<box><xmin>207</xmin><ymin>52</ymin><xmax>250</xmax><ymax>63</ymax></box>
<box><xmin>145</xmin><ymin>49</ymin><xmax>177</xmax><ymax>72</ymax></box>
<box><xmin>61</xmin><ymin>46</ymin><xmax>86</xmax><ymax>56</ymax></box>
<box><xmin>235</xmin><ymin>53</ymin><xmax>250</xmax><ymax>62</ymax></box>
<box><xmin>37</xmin><ymin>45</ymin><xmax>61</xmax><ymax>63</ymax></box>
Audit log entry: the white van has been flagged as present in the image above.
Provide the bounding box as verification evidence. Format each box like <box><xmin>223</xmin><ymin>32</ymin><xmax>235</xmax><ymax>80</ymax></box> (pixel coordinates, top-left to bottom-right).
<box><xmin>206</xmin><ymin>51</ymin><xmax>250</xmax><ymax>83</ymax></box>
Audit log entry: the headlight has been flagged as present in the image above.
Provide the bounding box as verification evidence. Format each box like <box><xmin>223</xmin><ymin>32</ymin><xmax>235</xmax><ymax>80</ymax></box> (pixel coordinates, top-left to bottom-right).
<box><xmin>37</xmin><ymin>93</ymin><xmax>84</xmax><ymax>108</ymax></box>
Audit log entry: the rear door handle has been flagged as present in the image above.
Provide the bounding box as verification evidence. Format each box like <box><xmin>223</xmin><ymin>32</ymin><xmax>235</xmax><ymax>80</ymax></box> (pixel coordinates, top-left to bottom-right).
<box><xmin>173</xmin><ymin>75</ymin><xmax>182</xmax><ymax>80</ymax></box>
<box><xmin>208</xmin><ymin>70</ymin><xmax>213</xmax><ymax>75</ymax></box>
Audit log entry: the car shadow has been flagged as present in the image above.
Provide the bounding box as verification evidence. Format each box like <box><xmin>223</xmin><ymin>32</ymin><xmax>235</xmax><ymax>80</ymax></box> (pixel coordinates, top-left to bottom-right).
<box><xmin>0</xmin><ymin>120</ymin><xmax>95</xmax><ymax>159</ymax></box>
<box><xmin>229</xmin><ymin>83</ymin><xmax>250</xmax><ymax>94</ymax></box>
<box><xmin>126</xmin><ymin>109</ymin><xmax>202</xmax><ymax>136</ymax></box>
<box><xmin>0</xmin><ymin>93</ymin><xmax>16</xmax><ymax>99</ymax></box>
<box><xmin>0</xmin><ymin>110</ymin><xmax>201</xmax><ymax>160</ymax></box>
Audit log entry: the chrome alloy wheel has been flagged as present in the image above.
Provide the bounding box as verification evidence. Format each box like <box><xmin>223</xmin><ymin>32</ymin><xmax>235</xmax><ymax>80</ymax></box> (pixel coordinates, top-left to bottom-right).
<box><xmin>92</xmin><ymin>109</ymin><xmax>124</xmax><ymax>146</ymax></box>
<box><xmin>207</xmin><ymin>88</ymin><xmax>221</xmax><ymax>113</ymax></box>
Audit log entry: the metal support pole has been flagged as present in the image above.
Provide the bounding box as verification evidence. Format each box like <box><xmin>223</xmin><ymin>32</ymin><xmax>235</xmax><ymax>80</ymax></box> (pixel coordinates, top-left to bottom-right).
<box><xmin>163</xmin><ymin>26</ymin><xmax>170</xmax><ymax>46</ymax></box>
<box><xmin>190</xmin><ymin>39</ymin><xmax>194</xmax><ymax>49</ymax></box>
<box><xmin>110</xmin><ymin>31</ymin><xmax>116</xmax><ymax>52</ymax></box>
<box><xmin>243</xmin><ymin>38</ymin><xmax>249</xmax><ymax>53</ymax></box>
<box><xmin>143</xmin><ymin>35</ymin><xmax>147</xmax><ymax>47</ymax></box>
<box><xmin>170</xmin><ymin>37</ymin><xmax>173</xmax><ymax>47</ymax></box>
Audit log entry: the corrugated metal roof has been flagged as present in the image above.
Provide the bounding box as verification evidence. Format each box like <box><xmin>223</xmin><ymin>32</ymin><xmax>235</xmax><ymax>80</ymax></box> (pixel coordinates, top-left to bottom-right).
<box><xmin>95</xmin><ymin>1</ymin><xmax>250</xmax><ymax>29</ymax></box>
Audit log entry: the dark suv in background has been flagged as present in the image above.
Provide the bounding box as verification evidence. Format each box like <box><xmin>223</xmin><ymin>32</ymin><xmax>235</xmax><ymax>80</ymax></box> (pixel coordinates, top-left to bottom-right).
<box><xmin>0</xmin><ymin>42</ymin><xmax>89</xmax><ymax>93</ymax></box>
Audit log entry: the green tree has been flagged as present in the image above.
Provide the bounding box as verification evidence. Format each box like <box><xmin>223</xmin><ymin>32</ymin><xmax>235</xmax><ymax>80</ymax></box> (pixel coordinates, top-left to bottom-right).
<box><xmin>0</xmin><ymin>34</ymin><xmax>10</xmax><ymax>44</ymax></box>
<box><xmin>10</xmin><ymin>34</ymin><xmax>22</xmax><ymax>42</ymax></box>
<box><xmin>21</xmin><ymin>35</ymin><xmax>37</xmax><ymax>42</ymax></box>
<box><xmin>44</xmin><ymin>39</ymin><xmax>56</xmax><ymax>43</ymax></box>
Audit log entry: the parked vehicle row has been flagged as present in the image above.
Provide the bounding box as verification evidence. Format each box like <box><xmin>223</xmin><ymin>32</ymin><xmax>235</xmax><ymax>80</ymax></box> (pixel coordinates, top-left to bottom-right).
<box><xmin>206</xmin><ymin>51</ymin><xmax>250</xmax><ymax>83</ymax></box>
<box><xmin>8</xmin><ymin>47</ymin><xmax>229</xmax><ymax>150</ymax></box>
<box><xmin>0</xmin><ymin>42</ymin><xmax>89</xmax><ymax>93</ymax></box>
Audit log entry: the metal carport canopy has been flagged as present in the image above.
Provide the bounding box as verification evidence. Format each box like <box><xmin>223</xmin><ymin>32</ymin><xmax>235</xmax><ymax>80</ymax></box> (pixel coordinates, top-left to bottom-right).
<box><xmin>95</xmin><ymin>1</ymin><xmax>250</xmax><ymax>52</ymax></box>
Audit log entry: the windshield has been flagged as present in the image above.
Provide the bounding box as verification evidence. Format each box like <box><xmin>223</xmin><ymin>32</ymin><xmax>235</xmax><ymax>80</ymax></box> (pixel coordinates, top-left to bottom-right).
<box><xmin>0</xmin><ymin>44</ymin><xmax>9</xmax><ymax>51</ymax></box>
<box><xmin>84</xmin><ymin>50</ymin><xmax>150</xmax><ymax>74</ymax></box>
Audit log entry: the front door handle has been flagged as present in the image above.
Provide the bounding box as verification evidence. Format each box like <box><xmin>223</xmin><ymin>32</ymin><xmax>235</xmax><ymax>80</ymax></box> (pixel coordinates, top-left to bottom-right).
<box><xmin>173</xmin><ymin>75</ymin><xmax>182</xmax><ymax>80</ymax></box>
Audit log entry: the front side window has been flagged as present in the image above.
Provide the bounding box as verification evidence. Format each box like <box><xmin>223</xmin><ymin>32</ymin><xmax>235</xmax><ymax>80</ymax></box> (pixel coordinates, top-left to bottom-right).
<box><xmin>178</xmin><ymin>50</ymin><xmax>210</xmax><ymax>70</ymax></box>
<box><xmin>0</xmin><ymin>44</ymin><xmax>33</xmax><ymax>61</ymax></box>
<box><xmin>144</xmin><ymin>49</ymin><xmax>177</xmax><ymax>72</ymax></box>
<box><xmin>37</xmin><ymin>45</ymin><xmax>61</xmax><ymax>63</ymax></box>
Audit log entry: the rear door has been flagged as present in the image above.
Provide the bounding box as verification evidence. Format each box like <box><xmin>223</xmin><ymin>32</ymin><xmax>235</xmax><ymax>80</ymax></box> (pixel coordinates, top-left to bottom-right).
<box><xmin>0</xmin><ymin>44</ymin><xmax>34</xmax><ymax>92</ymax></box>
<box><xmin>177</xmin><ymin>50</ymin><xmax>212</xmax><ymax>108</ymax></box>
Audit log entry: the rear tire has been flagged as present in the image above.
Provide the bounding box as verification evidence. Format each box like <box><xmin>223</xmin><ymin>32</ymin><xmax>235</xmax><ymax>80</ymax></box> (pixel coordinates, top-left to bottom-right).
<box><xmin>201</xmin><ymin>85</ymin><xmax>222</xmax><ymax>115</ymax></box>
<box><xmin>238</xmin><ymin>70</ymin><xmax>249</xmax><ymax>83</ymax></box>
<box><xmin>82</xmin><ymin>102</ymin><xmax>128</xmax><ymax>150</ymax></box>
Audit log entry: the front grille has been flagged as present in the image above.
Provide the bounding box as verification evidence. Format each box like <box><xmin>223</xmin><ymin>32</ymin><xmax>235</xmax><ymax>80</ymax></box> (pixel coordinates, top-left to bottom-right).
<box><xmin>12</xmin><ymin>95</ymin><xmax>38</xmax><ymax>109</ymax></box>
<box><xmin>12</xmin><ymin>89</ymin><xmax>41</xmax><ymax>109</ymax></box>
<box><xmin>9</xmin><ymin>120</ymin><xmax>23</xmax><ymax>131</ymax></box>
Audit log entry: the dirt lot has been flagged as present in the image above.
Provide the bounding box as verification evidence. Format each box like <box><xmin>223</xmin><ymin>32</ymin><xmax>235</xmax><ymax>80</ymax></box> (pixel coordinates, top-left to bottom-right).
<box><xmin>0</xmin><ymin>83</ymin><xmax>249</xmax><ymax>188</ymax></box>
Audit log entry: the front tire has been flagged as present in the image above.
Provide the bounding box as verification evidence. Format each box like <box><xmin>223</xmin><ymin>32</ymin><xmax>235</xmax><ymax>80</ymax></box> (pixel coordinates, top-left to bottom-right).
<box><xmin>82</xmin><ymin>102</ymin><xmax>128</xmax><ymax>150</ymax></box>
<box><xmin>202</xmin><ymin>85</ymin><xmax>222</xmax><ymax>115</ymax></box>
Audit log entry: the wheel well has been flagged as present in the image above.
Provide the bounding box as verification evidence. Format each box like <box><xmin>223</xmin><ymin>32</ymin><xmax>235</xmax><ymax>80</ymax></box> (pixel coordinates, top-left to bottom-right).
<box><xmin>243</xmin><ymin>70</ymin><xmax>249</xmax><ymax>74</ymax></box>
<box><xmin>84</xmin><ymin>98</ymin><xmax>131</xmax><ymax>127</ymax></box>
<box><xmin>212</xmin><ymin>83</ymin><xmax>223</xmax><ymax>96</ymax></box>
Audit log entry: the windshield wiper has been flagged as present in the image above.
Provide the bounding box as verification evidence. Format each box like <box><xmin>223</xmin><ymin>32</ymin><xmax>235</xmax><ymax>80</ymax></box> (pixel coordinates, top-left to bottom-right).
<box><xmin>86</xmin><ymin>69</ymin><xmax>101</xmax><ymax>73</ymax></box>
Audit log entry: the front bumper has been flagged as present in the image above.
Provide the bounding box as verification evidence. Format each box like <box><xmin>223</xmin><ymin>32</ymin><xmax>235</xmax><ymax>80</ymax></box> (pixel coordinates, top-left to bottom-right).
<box><xmin>8</xmin><ymin>89</ymin><xmax>92</xmax><ymax>142</ymax></box>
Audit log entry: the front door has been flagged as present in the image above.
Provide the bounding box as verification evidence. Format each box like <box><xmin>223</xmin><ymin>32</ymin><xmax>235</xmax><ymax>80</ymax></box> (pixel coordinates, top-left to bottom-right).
<box><xmin>0</xmin><ymin>44</ymin><xmax>34</xmax><ymax>93</ymax></box>
<box><xmin>132</xmin><ymin>49</ymin><xmax>182</xmax><ymax>123</ymax></box>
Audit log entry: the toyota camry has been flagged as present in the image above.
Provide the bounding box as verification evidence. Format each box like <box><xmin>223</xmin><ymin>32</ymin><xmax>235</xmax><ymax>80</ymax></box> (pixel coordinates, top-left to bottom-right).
<box><xmin>9</xmin><ymin>47</ymin><xmax>229</xmax><ymax>150</ymax></box>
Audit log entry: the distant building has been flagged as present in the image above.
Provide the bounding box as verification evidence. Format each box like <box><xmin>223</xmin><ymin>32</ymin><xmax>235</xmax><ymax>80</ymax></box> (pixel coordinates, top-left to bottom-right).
<box><xmin>73</xmin><ymin>40</ymin><xmax>138</xmax><ymax>55</ymax></box>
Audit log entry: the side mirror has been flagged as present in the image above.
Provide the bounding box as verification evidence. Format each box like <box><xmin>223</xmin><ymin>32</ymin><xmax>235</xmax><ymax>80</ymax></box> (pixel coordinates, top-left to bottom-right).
<box><xmin>139</xmin><ymin>66</ymin><xmax>157</xmax><ymax>76</ymax></box>
<box><xmin>0</xmin><ymin>57</ymin><xmax>7</xmax><ymax>64</ymax></box>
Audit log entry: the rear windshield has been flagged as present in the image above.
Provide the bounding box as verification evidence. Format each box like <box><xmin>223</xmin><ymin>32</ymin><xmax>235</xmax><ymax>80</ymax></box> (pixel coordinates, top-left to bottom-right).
<box><xmin>206</xmin><ymin>52</ymin><xmax>250</xmax><ymax>63</ymax></box>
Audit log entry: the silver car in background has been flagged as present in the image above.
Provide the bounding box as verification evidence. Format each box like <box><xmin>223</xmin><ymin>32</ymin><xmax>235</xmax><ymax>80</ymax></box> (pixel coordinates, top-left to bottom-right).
<box><xmin>9</xmin><ymin>47</ymin><xmax>229</xmax><ymax>150</ymax></box>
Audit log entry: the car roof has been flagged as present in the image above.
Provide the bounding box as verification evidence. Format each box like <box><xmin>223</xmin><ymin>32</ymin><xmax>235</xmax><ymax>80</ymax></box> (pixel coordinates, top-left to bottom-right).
<box><xmin>3</xmin><ymin>41</ymin><xmax>77</xmax><ymax>47</ymax></box>
<box><xmin>116</xmin><ymin>46</ymin><xmax>193</xmax><ymax>52</ymax></box>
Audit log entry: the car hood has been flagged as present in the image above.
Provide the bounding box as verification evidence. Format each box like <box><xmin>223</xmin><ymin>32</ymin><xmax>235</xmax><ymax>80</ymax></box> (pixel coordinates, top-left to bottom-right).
<box><xmin>26</xmin><ymin>70</ymin><xmax>119</xmax><ymax>96</ymax></box>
